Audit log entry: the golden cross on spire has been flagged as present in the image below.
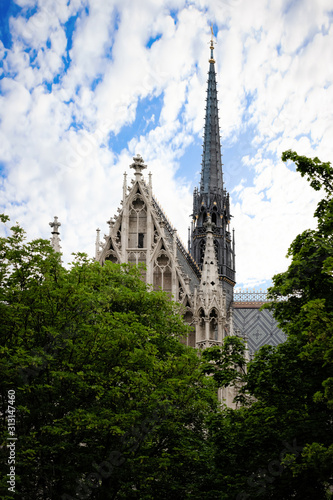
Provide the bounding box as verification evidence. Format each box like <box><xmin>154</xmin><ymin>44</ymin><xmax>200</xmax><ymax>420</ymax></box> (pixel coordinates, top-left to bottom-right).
<box><xmin>210</xmin><ymin>25</ymin><xmax>215</xmax><ymax>47</ymax></box>
<box><xmin>209</xmin><ymin>25</ymin><xmax>215</xmax><ymax>63</ymax></box>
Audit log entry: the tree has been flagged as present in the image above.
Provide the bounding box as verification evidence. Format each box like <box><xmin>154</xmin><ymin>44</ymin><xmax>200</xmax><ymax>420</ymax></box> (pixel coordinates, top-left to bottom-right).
<box><xmin>262</xmin><ymin>150</ymin><xmax>333</xmax><ymax>496</ymax></box>
<box><xmin>205</xmin><ymin>337</ymin><xmax>332</xmax><ymax>499</ymax></box>
<box><xmin>266</xmin><ymin>151</ymin><xmax>333</xmax><ymax>409</ymax></box>
<box><xmin>201</xmin><ymin>336</ymin><xmax>247</xmax><ymax>390</ymax></box>
<box><xmin>0</xmin><ymin>215</ymin><xmax>218</xmax><ymax>499</ymax></box>
<box><xmin>204</xmin><ymin>151</ymin><xmax>333</xmax><ymax>499</ymax></box>
<box><xmin>266</xmin><ymin>152</ymin><xmax>331</xmax><ymax>298</ymax></box>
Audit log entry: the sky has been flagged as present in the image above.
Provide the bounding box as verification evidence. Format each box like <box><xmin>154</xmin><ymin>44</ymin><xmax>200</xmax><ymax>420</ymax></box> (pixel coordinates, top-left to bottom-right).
<box><xmin>0</xmin><ymin>0</ymin><xmax>332</xmax><ymax>290</ymax></box>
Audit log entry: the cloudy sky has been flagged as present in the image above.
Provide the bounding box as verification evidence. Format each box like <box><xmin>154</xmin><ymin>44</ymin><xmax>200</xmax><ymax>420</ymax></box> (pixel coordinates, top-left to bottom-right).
<box><xmin>0</xmin><ymin>0</ymin><xmax>332</xmax><ymax>290</ymax></box>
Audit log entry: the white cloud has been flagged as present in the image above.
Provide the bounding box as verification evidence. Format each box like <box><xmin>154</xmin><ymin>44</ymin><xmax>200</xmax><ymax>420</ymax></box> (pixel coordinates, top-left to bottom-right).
<box><xmin>0</xmin><ymin>0</ymin><xmax>332</xmax><ymax>286</ymax></box>
<box><xmin>233</xmin><ymin>156</ymin><xmax>323</xmax><ymax>287</ymax></box>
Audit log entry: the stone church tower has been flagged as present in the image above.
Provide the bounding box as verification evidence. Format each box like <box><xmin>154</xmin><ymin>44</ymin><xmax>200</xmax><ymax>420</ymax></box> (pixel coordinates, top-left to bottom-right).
<box><xmin>191</xmin><ymin>34</ymin><xmax>235</xmax><ymax>312</ymax></box>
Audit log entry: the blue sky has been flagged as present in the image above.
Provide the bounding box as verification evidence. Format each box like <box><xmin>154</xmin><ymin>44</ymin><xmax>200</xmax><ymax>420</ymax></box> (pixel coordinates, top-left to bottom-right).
<box><xmin>0</xmin><ymin>0</ymin><xmax>332</xmax><ymax>289</ymax></box>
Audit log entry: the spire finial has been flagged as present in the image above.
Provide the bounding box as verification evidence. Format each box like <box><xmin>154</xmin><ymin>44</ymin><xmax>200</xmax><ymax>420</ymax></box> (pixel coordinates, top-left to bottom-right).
<box><xmin>122</xmin><ymin>172</ymin><xmax>127</xmax><ymax>202</ymax></box>
<box><xmin>95</xmin><ymin>228</ymin><xmax>101</xmax><ymax>260</ymax></box>
<box><xmin>49</xmin><ymin>216</ymin><xmax>62</xmax><ymax>254</ymax></box>
<box><xmin>130</xmin><ymin>154</ymin><xmax>147</xmax><ymax>180</ymax></box>
<box><xmin>209</xmin><ymin>25</ymin><xmax>215</xmax><ymax>64</ymax></box>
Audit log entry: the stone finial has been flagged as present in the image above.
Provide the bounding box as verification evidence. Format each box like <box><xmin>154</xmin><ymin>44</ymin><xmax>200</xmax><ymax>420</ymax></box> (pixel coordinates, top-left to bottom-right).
<box><xmin>95</xmin><ymin>228</ymin><xmax>101</xmax><ymax>260</ymax></box>
<box><xmin>148</xmin><ymin>171</ymin><xmax>152</xmax><ymax>199</ymax></box>
<box><xmin>122</xmin><ymin>172</ymin><xmax>127</xmax><ymax>202</ymax></box>
<box><xmin>106</xmin><ymin>217</ymin><xmax>114</xmax><ymax>235</ymax></box>
<box><xmin>130</xmin><ymin>154</ymin><xmax>147</xmax><ymax>180</ymax></box>
<box><xmin>50</xmin><ymin>216</ymin><xmax>61</xmax><ymax>233</ymax></box>
<box><xmin>49</xmin><ymin>216</ymin><xmax>62</xmax><ymax>253</ymax></box>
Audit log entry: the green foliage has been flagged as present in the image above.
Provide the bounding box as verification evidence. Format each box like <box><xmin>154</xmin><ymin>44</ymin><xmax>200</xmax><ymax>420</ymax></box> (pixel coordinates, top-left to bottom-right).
<box><xmin>0</xmin><ymin>217</ymin><xmax>218</xmax><ymax>499</ymax></box>
<box><xmin>201</xmin><ymin>336</ymin><xmax>247</xmax><ymax>390</ymax></box>
<box><xmin>287</xmin><ymin>442</ymin><xmax>333</xmax><ymax>480</ymax></box>
<box><xmin>204</xmin><ymin>151</ymin><xmax>333</xmax><ymax>499</ymax></box>
<box><xmin>266</xmin><ymin>151</ymin><xmax>333</xmax><ymax>401</ymax></box>
<box><xmin>281</xmin><ymin>150</ymin><xmax>332</xmax><ymax>194</ymax></box>
<box><xmin>1</xmin><ymin>150</ymin><xmax>332</xmax><ymax>499</ymax></box>
<box><xmin>206</xmin><ymin>336</ymin><xmax>332</xmax><ymax>498</ymax></box>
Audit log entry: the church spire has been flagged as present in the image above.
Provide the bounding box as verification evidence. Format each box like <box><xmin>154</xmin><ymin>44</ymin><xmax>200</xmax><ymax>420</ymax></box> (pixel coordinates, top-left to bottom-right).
<box><xmin>200</xmin><ymin>26</ymin><xmax>223</xmax><ymax>196</ymax></box>
<box><xmin>191</xmin><ymin>29</ymin><xmax>235</xmax><ymax>308</ymax></box>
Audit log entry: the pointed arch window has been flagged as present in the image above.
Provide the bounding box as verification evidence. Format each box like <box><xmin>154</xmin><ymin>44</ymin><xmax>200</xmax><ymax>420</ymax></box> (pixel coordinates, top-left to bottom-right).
<box><xmin>128</xmin><ymin>195</ymin><xmax>147</xmax><ymax>248</ymax></box>
<box><xmin>209</xmin><ymin>308</ymin><xmax>218</xmax><ymax>341</ymax></box>
<box><xmin>183</xmin><ymin>310</ymin><xmax>195</xmax><ymax>348</ymax></box>
<box><xmin>212</xmin><ymin>211</ymin><xmax>217</xmax><ymax>225</ymax></box>
<box><xmin>199</xmin><ymin>239</ymin><xmax>206</xmax><ymax>267</ymax></box>
<box><xmin>105</xmin><ymin>252</ymin><xmax>118</xmax><ymax>264</ymax></box>
<box><xmin>197</xmin><ymin>308</ymin><xmax>206</xmax><ymax>342</ymax></box>
<box><xmin>226</xmin><ymin>246</ymin><xmax>232</xmax><ymax>268</ymax></box>
<box><xmin>153</xmin><ymin>252</ymin><xmax>172</xmax><ymax>297</ymax></box>
<box><xmin>138</xmin><ymin>233</ymin><xmax>144</xmax><ymax>248</ymax></box>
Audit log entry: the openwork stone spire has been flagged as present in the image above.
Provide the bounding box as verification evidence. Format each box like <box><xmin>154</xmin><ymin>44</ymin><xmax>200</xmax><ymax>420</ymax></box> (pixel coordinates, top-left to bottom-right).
<box><xmin>200</xmin><ymin>27</ymin><xmax>223</xmax><ymax>195</ymax></box>
<box><xmin>191</xmin><ymin>28</ymin><xmax>236</xmax><ymax>308</ymax></box>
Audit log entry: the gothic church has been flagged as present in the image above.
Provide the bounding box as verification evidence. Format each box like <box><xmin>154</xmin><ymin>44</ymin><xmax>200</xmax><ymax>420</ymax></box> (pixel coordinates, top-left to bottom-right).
<box><xmin>50</xmin><ymin>35</ymin><xmax>285</xmax><ymax>367</ymax></box>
